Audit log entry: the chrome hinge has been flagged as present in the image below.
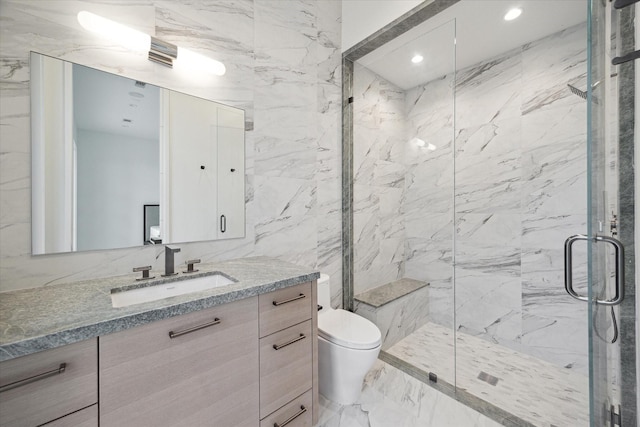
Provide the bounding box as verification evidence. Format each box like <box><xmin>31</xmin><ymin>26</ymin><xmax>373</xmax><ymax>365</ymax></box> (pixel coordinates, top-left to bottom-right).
<box><xmin>610</xmin><ymin>213</ymin><xmax>618</xmax><ymax>236</ymax></box>
<box><xmin>609</xmin><ymin>404</ymin><xmax>621</xmax><ymax>426</ymax></box>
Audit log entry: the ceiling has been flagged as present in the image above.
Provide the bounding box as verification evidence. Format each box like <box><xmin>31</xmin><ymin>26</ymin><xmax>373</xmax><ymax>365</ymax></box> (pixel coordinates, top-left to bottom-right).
<box><xmin>74</xmin><ymin>63</ymin><xmax>159</xmax><ymax>141</ymax></box>
<box><xmin>356</xmin><ymin>0</ymin><xmax>588</xmax><ymax>90</ymax></box>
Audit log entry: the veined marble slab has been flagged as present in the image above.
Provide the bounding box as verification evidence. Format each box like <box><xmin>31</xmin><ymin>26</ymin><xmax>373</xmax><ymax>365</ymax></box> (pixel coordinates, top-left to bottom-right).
<box><xmin>387</xmin><ymin>322</ymin><xmax>589</xmax><ymax>427</ymax></box>
<box><xmin>354</xmin><ymin>278</ymin><xmax>430</xmax><ymax>350</ymax></box>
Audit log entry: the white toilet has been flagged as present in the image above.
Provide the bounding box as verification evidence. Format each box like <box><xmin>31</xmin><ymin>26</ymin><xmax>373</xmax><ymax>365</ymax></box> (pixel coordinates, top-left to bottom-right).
<box><xmin>317</xmin><ymin>274</ymin><xmax>382</xmax><ymax>405</ymax></box>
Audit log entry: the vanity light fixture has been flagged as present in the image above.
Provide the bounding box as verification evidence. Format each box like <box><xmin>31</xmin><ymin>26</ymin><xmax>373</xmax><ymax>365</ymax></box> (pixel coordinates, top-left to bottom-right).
<box><xmin>504</xmin><ymin>7</ymin><xmax>523</xmax><ymax>21</ymax></box>
<box><xmin>77</xmin><ymin>11</ymin><xmax>226</xmax><ymax>75</ymax></box>
<box><xmin>411</xmin><ymin>54</ymin><xmax>424</xmax><ymax>64</ymax></box>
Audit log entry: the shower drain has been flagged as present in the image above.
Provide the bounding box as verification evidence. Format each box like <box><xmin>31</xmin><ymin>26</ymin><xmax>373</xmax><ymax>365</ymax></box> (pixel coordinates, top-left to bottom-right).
<box><xmin>477</xmin><ymin>371</ymin><xmax>499</xmax><ymax>386</ymax></box>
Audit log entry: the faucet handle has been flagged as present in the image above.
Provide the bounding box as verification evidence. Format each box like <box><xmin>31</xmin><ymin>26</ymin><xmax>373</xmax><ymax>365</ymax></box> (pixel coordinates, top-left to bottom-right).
<box><xmin>184</xmin><ymin>259</ymin><xmax>201</xmax><ymax>273</ymax></box>
<box><xmin>133</xmin><ymin>265</ymin><xmax>155</xmax><ymax>281</ymax></box>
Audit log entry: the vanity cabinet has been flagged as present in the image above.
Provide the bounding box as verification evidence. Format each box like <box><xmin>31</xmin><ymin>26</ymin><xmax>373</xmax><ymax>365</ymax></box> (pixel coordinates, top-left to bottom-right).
<box><xmin>0</xmin><ymin>277</ymin><xmax>317</xmax><ymax>426</ymax></box>
<box><xmin>258</xmin><ymin>281</ymin><xmax>317</xmax><ymax>425</ymax></box>
<box><xmin>99</xmin><ymin>296</ymin><xmax>259</xmax><ymax>427</ymax></box>
<box><xmin>0</xmin><ymin>339</ymin><xmax>98</xmax><ymax>427</ymax></box>
<box><xmin>41</xmin><ymin>404</ymin><xmax>98</xmax><ymax>427</ymax></box>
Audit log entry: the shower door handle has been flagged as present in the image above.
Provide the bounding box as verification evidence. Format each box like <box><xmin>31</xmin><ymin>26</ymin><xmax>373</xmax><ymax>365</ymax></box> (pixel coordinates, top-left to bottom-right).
<box><xmin>564</xmin><ymin>234</ymin><xmax>590</xmax><ymax>302</ymax></box>
<box><xmin>595</xmin><ymin>235</ymin><xmax>625</xmax><ymax>306</ymax></box>
<box><xmin>564</xmin><ymin>234</ymin><xmax>625</xmax><ymax>305</ymax></box>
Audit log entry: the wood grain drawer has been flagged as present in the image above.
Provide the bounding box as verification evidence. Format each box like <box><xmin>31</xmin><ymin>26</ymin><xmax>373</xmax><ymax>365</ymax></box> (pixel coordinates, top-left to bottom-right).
<box><xmin>42</xmin><ymin>404</ymin><xmax>98</xmax><ymax>427</ymax></box>
<box><xmin>260</xmin><ymin>390</ymin><xmax>312</xmax><ymax>427</ymax></box>
<box><xmin>99</xmin><ymin>296</ymin><xmax>259</xmax><ymax>427</ymax></box>
<box><xmin>260</xmin><ymin>320</ymin><xmax>312</xmax><ymax>418</ymax></box>
<box><xmin>0</xmin><ymin>339</ymin><xmax>97</xmax><ymax>427</ymax></box>
<box><xmin>259</xmin><ymin>282</ymin><xmax>312</xmax><ymax>338</ymax></box>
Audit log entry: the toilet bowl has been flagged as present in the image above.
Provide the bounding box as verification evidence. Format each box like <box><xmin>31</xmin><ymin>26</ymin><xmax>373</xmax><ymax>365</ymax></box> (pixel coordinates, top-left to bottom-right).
<box><xmin>317</xmin><ymin>274</ymin><xmax>381</xmax><ymax>405</ymax></box>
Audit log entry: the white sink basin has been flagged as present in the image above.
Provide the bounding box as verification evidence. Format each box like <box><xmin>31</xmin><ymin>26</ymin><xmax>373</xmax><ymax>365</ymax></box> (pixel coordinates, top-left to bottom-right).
<box><xmin>111</xmin><ymin>273</ymin><xmax>235</xmax><ymax>308</ymax></box>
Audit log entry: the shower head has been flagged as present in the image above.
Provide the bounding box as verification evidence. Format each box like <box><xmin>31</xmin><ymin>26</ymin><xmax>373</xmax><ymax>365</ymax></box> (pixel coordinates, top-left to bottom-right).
<box><xmin>567</xmin><ymin>83</ymin><xmax>587</xmax><ymax>99</ymax></box>
<box><xmin>567</xmin><ymin>80</ymin><xmax>601</xmax><ymax>101</ymax></box>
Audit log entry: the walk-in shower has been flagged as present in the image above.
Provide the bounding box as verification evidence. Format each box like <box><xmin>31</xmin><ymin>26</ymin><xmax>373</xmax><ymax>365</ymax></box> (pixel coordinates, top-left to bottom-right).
<box><xmin>342</xmin><ymin>1</ymin><xmax>637</xmax><ymax>426</ymax></box>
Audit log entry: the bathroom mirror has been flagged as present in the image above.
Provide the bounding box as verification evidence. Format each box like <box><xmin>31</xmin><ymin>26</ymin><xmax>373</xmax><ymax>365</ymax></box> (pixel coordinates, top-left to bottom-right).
<box><xmin>31</xmin><ymin>52</ymin><xmax>246</xmax><ymax>255</ymax></box>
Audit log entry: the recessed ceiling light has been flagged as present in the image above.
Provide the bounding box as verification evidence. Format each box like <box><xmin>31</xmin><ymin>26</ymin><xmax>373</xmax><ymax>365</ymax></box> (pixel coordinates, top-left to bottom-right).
<box><xmin>504</xmin><ymin>7</ymin><xmax>522</xmax><ymax>21</ymax></box>
<box><xmin>411</xmin><ymin>54</ymin><xmax>424</xmax><ymax>64</ymax></box>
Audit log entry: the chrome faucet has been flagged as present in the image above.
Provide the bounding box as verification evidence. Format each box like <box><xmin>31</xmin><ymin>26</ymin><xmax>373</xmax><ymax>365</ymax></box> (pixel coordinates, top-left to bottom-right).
<box><xmin>163</xmin><ymin>245</ymin><xmax>181</xmax><ymax>276</ymax></box>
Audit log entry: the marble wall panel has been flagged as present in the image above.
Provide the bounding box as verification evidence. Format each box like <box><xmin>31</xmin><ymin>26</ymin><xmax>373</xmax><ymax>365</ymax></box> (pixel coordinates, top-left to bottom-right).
<box><xmin>454</xmin><ymin>116</ymin><xmax>522</xmax><ymax>214</ymax></box>
<box><xmin>403</xmin><ymin>129</ymin><xmax>455</xmax><ymax>217</ymax></box>
<box><xmin>0</xmin><ymin>0</ymin><xmax>343</xmax><ymax>297</ymax></box>
<box><xmin>353</xmin><ymin>63</ymin><xmax>406</xmax><ymax>292</ymax></box>
<box><xmin>521</xmin><ymin>23</ymin><xmax>587</xmax><ymax>115</ymax></box>
<box><xmin>454</xmin><ymin>48</ymin><xmax>523</xmax><ymax>130</ymax></box>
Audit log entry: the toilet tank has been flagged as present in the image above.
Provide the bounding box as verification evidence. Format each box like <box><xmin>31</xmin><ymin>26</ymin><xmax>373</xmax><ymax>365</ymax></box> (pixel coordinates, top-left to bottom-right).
<box><xmin>317</xmin><ymin>274</ymin><xmax>331</xmax><ymax>310</ymax></box>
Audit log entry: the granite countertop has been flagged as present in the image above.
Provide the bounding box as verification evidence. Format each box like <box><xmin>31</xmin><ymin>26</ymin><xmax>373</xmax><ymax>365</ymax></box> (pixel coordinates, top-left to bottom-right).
<box><xmin>0</xmin><ymin>256</ymin><xmax>319</xmax><ymax>362</ymax></box>
<box><xmin>354</xmin><ymin>278</ymin><xmax>429</xmax><ymax>308</ymax></box>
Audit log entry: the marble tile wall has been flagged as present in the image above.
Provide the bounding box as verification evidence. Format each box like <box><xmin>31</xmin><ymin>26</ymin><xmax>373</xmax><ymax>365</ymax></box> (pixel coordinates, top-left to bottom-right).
<box><xmin>352</xmin><ymin>22</ymin><xmax>589</xmax><ymax>372</ymax></box>
<box><xmin>352</xmin><ymin>63</ymin><xmax>407</xmax><ymax>293</ymax></box>
<box><xmin>0</xmin><ymin>0</ymin><xmax>343</xmax><ymax>307</ymax></box>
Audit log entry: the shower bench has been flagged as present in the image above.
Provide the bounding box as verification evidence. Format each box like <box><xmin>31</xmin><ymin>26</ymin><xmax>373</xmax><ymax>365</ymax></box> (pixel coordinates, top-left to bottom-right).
<box><xmin>353</xmin><ymin>278</ymin><xmax>430</xmax><ymax>350</ymax></box>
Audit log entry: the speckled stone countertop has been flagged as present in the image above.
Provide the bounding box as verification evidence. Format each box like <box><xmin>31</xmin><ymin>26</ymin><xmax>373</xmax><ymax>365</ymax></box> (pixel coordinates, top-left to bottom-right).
<box><xmin>0</xmin><ymin>256</ymin><xmax>319</xmax><ymax>362</ymax></box>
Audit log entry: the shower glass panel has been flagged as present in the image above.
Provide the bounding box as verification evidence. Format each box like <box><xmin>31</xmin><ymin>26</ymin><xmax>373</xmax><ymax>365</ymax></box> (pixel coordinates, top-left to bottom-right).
<box><xmin>350</xmin><ymin>20</ymin><xmax>456</xmax><ymax>386</ymax></box>
<box><xmin>452</xmin><ymin>10</ymin><xmax>591</xmax><ymax>427</ymax></box>
<box><xmin>588</xmin><ymin>0</ymin><xmax>637</xmax><ymax>425</ymax></box>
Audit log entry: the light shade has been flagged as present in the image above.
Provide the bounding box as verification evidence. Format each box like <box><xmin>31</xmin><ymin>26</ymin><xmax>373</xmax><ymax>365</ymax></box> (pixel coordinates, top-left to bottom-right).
<box><xmin>77</xmin><ymin>11</ymin><xmax>150</xmax><ymax>52</ymax></box>
<box><xmin>77</xmin><ymin>11</ymin><xmax>225</xmax><ymax>76</ymax></box>
<box><xmin>411</xmin><ymin>54</ymin><xmax>424</xmax><ymax>64</ymax></box>
<box><xmin>176</xmin><ymin>47</ymin><xmax>226</xmax><ymax>76</ymax></box>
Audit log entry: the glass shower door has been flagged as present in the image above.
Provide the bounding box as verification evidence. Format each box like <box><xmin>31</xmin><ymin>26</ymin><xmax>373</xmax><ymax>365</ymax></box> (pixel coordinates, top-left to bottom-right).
<box><xmin>584</xmin><ymin>0</ymin><xmax>636</xmax><ymax>425</ymax></box>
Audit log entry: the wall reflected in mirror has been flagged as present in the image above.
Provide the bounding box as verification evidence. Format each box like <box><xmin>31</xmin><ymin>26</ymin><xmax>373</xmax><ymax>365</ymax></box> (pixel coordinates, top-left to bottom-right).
<box><xmin>31</xmin><ymin>52</ymin><xmax>245</xmax><ymax>255</ymax></box>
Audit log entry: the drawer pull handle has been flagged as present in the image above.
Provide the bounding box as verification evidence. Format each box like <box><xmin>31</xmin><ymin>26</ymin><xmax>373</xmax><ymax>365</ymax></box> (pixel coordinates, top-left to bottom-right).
<box><xmin>169</xmin><ymin>318</ymin><xmax>221</xmax><ymax>339</ymax></box>
<box><xmin>274</xmin><ymin>405</ymin><xmax>307</xmax><ymax>427</ymax></box>
<box><xmin>272</xmin><ymin>293</ymin><xmax>306</xmax><ymax>306</ymax></box>
<box><xmin>0</xmin><ymin>363</ymin><xmax>66</xmax><ymax>393</ymax></box>
<box><xmin>273</xmin><ymin>333</ymin><xmax>306</xmax><ymax>350</ymax></box>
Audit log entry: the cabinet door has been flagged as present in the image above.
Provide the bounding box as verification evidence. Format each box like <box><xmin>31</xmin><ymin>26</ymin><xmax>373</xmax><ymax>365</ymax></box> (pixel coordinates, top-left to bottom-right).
<box><xmin>259</xmin><ymin>282</ymin><xmax>312</xmax><ymax>338</ymax></box>
<box><xmin>259</xmin><ymin>390</ymin><xmax>312</xmax><ymax>427</ymax></box>
<box><xmin>0</xmin><ymin>339</ymin><xmax>97</xmax><ymax>427</ymax></box>
<box><xmin>99</xmin><ymin>297</ymin><xmax>259</xmax><ymax>427</ymax></box>
<box><xmin>260</xmin><ymin>320</ymin><xmax>312</xmax><ymax>418</ymax></box>
<box><xmin>42</xmin><ymin>404</ymin><xmax>98</xmax><ymax>427</ymax></box>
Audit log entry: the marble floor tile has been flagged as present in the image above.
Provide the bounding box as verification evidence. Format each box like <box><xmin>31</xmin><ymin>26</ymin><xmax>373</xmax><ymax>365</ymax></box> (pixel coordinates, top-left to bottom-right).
<box><xmin>316</xmin><ymin>360</ymin><xmax>503</xmax><ymax>427</ymax></box>
<box><xmin>386</xmin><ymin>323</ymin><xmax>589</xmax><ymax>427</ymax></box>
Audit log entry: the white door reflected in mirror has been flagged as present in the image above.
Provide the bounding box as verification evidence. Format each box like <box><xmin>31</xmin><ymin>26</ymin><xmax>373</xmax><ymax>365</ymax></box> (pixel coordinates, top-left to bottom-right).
<box><xmin>30</xmin><ymin>52</ymin><xmax>245</xmax><ymax>255</ymax></box>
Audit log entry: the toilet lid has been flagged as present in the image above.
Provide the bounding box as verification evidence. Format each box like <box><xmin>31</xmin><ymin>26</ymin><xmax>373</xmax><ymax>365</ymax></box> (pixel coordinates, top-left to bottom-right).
<box><xmin>318</xmin><ymin>309</ymin><xmax>382</xmax><ymax>350</ymax></box>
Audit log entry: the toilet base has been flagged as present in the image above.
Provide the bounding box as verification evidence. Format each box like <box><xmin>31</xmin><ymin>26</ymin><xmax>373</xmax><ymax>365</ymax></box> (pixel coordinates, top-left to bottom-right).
<box><xmin>318</xmin><ymin>336</ymin><xmax>381</xmax><ymax>405</ymax></box>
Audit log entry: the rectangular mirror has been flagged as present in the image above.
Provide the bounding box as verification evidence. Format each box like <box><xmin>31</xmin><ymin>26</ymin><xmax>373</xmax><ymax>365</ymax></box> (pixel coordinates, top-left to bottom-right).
<box><xmin>30</xmin><ymin>52</ymin><xmax>245</xmax><ymax>255</ymax></box>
